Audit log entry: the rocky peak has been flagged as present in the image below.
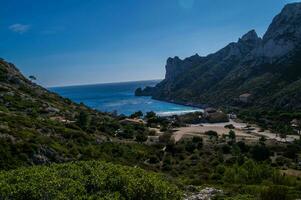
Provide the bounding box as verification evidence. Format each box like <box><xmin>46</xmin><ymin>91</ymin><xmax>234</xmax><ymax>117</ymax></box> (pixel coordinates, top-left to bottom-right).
<box><xmin>260</xmin><ymin>2</ymin><xmax>301</xmax><ymax>60</ymax></box>
<box><xmin>165</xmin><ymin>55</ymin><xmax>203</xmax><ymax>80</ymax></box>
<box><xmin>218</xmin><ymin>30</ymin><xmax>261</xmax><ymax>60</ymax></box>
<box><xmin>264</xmin><ymin>2</ymin><xmax>301</xmax><ymax>40</ymax></box>
<box><xmin>240</xmin><ymin>30</ymin><xmax>260</xmax><ymax>42</ymax></box>
<box><xmin>166</xmin><ymin>56</ymin><xmax>182</xmax><ymax>65</ymax></box>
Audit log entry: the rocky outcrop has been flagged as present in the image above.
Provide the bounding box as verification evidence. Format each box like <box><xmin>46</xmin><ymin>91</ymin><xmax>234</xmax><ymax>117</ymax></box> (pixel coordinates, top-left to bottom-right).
<box><xmin>137</xmin><ymin>2</ymin><xmax>301</xmax><ymax>110</ymax></box>
<box><xmin>261</xmin><ymin>3</ymin><xmax>301</xmax><ymax>60</ymax></box>
<box><xmin>165</xmin><ymin>54</ymin><xmax>203</xmax><ymax>81</ymax></box>
<box><xmin>184</xmin><ymin>187</ymin><xmax>223</xmax><ymax>200</ymax></box>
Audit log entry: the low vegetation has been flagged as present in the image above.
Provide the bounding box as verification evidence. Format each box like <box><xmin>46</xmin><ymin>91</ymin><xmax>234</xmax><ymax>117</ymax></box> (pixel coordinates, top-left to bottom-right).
<box><xmin>0</xmin><ymin>161</ymin><xmax>182</xmax><ymax>200</ymax></box>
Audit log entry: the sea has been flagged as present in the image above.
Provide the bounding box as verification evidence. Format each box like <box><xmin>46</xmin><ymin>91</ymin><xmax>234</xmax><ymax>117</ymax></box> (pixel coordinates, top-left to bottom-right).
<box><xmin>49</xmin><ymin>80</ymin><xmax>202</xmax><ymax>116</ymax></box>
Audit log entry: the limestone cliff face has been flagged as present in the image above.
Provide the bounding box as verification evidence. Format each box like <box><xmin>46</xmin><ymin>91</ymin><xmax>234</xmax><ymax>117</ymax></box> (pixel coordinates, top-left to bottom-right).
<box><xmin>165</xmin><ymin>54</ymin><xmax>203</xmax><ymax>81</ymax></box>
<box><xmin>261</xmin><ymin>3</ymin><xmax>301</xmax><ymax>60</ymax></box>
<box><xmin>137</xmin><ymin>3</ymin><xmax>301</xmax><ymax>110</ymax></box>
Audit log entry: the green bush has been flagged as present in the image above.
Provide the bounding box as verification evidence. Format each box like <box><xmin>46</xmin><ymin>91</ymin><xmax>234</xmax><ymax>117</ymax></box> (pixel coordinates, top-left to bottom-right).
<box><xmin>260</xmin><ymin>185</ymin><xmax>289</xmax><ymax>200</ymax></box>
<box><xmin>223</xmin><ymin>159</ymin><xmax>274</xmax><ymax>184</ymax></box>
<box><xmin>0</xmin><ymin>161</ymin><xmax>182</xmax><ymax>200</ymax></box>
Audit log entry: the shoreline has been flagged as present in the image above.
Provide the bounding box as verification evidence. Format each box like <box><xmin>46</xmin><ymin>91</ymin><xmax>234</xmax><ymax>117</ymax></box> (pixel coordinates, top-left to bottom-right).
<box><xmin>150</xmin><ymin>96</ymin><xmax>208</xmax><ymax>109</ymax></box>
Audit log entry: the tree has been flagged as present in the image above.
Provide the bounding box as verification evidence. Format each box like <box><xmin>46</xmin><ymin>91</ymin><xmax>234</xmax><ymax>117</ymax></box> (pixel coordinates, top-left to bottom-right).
<box><xmin>228</xmin><ymin>130</ymin><xmax>236</xmax><ymax>142</ymax></box>
<box><xmin>135</xmin><ymin>134</ymin><xmax>148</xmax><ymax>143</ymax></box>
<box><xmin>77</xmin><ymin>111</ymin><xmax>90</xmax><ymax>130</ymax></box>
<box><xmin>224</xmin><ymin>124</ymin><xmax>235</xmax><ymax>129</ymax></box>
<box><xmin>251</xmin><ymin>145</ymin><xmax>270</xmax><ymax>161</ymax></box>
<box><xmin>130</xmin><ymin>111</ymin><xmax>143</xmax><ymax>119</ymax></box>
<box><xmin>29</xmin><ymin>75</ymin><xmax>37</xmax><ymax>81</ymax></box>
<box><xmin>145</xmin><ymin>111</ymin><xmax>158</xmax><ymax>126</ymax></box>
<box><xmin>260</xmin><ymin>186</ymin><xmax>289</xmax><ymax>200</ymax></box>
<box><xmin>259</xmin><ymin>136</ymin><xmax>266</xmax><ymax>145</ymax></box>
<box><xmin>205</xmin><ymin>130</ymin><xmax>218</xmax><ymax>142</ymax></box>
<box><xmin>145</xmin><ymin>111</ymin><xmax>156</xmax><ymax>120</ymax></box>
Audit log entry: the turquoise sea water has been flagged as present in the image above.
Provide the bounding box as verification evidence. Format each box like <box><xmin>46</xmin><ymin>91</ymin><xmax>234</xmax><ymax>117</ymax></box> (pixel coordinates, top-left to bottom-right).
<box><xmin>49</xmin><ymin>80</ymin><xmax>202</xmax><ymax>116</ymax></box>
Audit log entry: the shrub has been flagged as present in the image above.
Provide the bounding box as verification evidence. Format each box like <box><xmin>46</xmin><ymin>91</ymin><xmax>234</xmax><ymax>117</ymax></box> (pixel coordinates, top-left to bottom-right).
<box><xmin>250</xmin><ymin>145</ymin><xmax>270</xmax><ymax>161</ymax></box>
<box><xmin>0</xmin><ymin>161</ymin><xmax>182</xmax><ymax>200</ymax></box>
<box><xmin>225</xmin><ymin>124</ymin><xmax>235</xmax><ymax>129</ymax></box>
<box><xmin>205</xmin><ymin>130</ymin><xmax>218</xmax><ymax>138</ymax></box>
<box><xmin>130</xmin><ymin>111</ymin><xmax>143</xmax><ymax>119</ymax></box>
<box><xmin>223</xmin><ymin>159</ymin><xmax>274</xmax><ymax>184</ymax></box>
<box><xmin>135</xmin><ymin>133</ymin><xmax>148</xmax><ymax>143</ymax></box>
<box><xmin>259</xmin><ymin>185</ymin><xmax>289</xmax><ymax>200</ymax></box>
<box><xmin>228</xmin><ymin>130</ymin><xmax>236</xmax><ymax>142</ymax></box>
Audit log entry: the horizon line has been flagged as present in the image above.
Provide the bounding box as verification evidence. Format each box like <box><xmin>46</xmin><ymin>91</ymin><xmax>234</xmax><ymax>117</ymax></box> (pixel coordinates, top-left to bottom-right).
<box><xmin>47</xmin><ymin>78</ymin><xmax>163</xmax><ymax>89</ymax></box>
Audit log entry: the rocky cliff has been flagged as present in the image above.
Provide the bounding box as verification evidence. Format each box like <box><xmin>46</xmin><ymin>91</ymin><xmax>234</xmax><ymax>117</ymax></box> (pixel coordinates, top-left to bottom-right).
<box><xmin>136</xmin><ymin>2</ymin><xmax>301</xmax><ymax>110</ymax></box>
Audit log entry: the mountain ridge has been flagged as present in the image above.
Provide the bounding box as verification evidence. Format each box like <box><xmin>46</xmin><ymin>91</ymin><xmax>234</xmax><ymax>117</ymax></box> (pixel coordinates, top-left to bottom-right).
<box><xmin>136</xmin><ymin>2</ymin><xmax>301</xmax><ymax>110</ymax></box>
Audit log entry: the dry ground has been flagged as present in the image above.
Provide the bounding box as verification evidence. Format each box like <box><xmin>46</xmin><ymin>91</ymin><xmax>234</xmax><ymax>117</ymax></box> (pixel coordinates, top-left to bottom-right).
<box><xmin>172</xmin><ymin>120</ymin><xmax>299</xmax><ymax>143</ymax></box>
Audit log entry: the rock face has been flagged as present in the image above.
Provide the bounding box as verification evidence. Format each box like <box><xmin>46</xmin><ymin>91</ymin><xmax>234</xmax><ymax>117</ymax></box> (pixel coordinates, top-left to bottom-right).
<box><xmin>137</xmin><ymin>2</ymin><xmax>301</xmax><ymax>110</ymax></box>
<box><xmin>165</xmin><ymin>54</ymin><xmax>203</xmax><ymax>81</ymax></box>
<box><xmin>184</xmin><ymin>187</ymin><xmax>223</xmax><ymax>200</ymax></box>
<box><xmin>261</xmin><ymin>3</ymin><xmax>301</xmax><ymax>60</ymax></box>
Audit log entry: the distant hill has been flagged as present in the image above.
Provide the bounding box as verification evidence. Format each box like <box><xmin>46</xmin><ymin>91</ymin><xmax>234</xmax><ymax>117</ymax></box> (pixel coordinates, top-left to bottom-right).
<box><xmin>136</xmin><ymin>3</ymin><xmax>301</xmax><ymax>110</ymax></box>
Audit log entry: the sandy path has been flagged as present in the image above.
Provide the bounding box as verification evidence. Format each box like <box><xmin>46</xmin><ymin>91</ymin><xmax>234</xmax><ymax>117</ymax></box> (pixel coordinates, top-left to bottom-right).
<box><xmin>172</xmin><ymin>125</ymin><xmax>256</xmax><ymax>142</ymax></box>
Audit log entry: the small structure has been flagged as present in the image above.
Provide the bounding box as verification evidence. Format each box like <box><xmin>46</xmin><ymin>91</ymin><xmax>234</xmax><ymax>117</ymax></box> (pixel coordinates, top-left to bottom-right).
<box><xmin>45</xmin><ymin>106</ymin><xmax>60</xmax><ymax>113</ymax></box>
<box><xmin>204</xmin><ymin>107</ymin><xmax>217</xmax><ymax>114</ymax></box>
<box><xmin>291</xmin><ymin>119</ymin><xmax>301</xmax><ymax>134</ymax></box>
<box><xmin>146</xmin><ymin>136</ymin><xmax>160</xmax><ymax>144</ymax></box>
<box><xmin>291</xmin><ymin>119</ymin><xmax>299</xmax><ymax>127</ymax></box>
<box><xmin>239</xmin><ymin>93</ymin><xmax>252</xmax><ymax>103</ymax></box>
<box><xmin>228</xmin><ymin>113</ymin><xmax>237</xmax><ymax>119</ymax></box>
<box><xmin>50</xmin><ymin>116</ymin><xmax>74</xmax><ymax>124</ymax></box>
<box><xmin>120</xmin><ymin>118</ymin><xmax>145</xmax><ymax>125</ymax></box>
<box><xmin>204</xmin><ymin>107</ymin><xmax>217</xmax><ymax>118</ymax></box>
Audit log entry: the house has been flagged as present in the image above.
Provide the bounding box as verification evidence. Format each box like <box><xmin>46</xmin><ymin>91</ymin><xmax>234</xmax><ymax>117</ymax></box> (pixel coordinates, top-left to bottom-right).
<box><xmin>239</xmin><ymin>93</ymin><xmax>252</xmax><ymax>103</ymax></box>
<box><xmin>50</xmin><ymin>116</ymin><xmax>75</xmax><ymax>124</ymax></box>
<box><xmin>291</xmin><ymin>119</ymin><xmax>299</xmax><ymax>127</ymax></box>
<box><xmin>120</xmin><ymin>118</ymin><xmax>145</xmax><ymax>125</ymax></box>
<box><xmin>146</xmin><ymin>136</ymin><xmax>160</xmax><ymax>144</ymax></box>
<box><xmin>204</xmin><ymin>107</ymin><xmax>217</xmax><ymax>114</ymax></box>
<box><xmin>291</xmin><ymin>119</ymin><xmax>301</xmax><ymax>134</ymax></box>
<box><xmin>204</xmin><ymin>107</ymin><xmax>217</xmax><ymax>118</ymax></box>
<box><xmin>228</xmin><ymin>113</ymin><xmax>237</xmax><ymax>119</ymax></box>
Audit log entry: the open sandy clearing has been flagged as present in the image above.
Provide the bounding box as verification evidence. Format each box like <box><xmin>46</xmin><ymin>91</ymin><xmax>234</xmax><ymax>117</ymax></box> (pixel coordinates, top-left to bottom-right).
<box><xmin>172</xmin><ymin>120</ymin><xmax>299</xmax><ymax>143</ymax></box>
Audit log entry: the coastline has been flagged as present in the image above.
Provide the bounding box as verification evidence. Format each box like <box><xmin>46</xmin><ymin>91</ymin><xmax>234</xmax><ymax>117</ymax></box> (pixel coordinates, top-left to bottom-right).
<box><xmin>150</xmin><ymin>96</ymin><xmax>208</xmax><ymax>109</ymax></box>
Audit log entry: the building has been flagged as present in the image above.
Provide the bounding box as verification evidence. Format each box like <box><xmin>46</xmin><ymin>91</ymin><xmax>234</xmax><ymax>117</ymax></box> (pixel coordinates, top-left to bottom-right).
<box><xmin>120</xmin><ymin>118</ymin><xmax>145</xmax><ymax>125</ymax></box>
<box><xmin>239</xmin><ymin>93</ymin><xmax>252</xmax><ymax>103</ymax></box>
<box><xmin>204</xmin><ymin>107</ymin><xmax>217</xmax><ymax>118</ymax></box>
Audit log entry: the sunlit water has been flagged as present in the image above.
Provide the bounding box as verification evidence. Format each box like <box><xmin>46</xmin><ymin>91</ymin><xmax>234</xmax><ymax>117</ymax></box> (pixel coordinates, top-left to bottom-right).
<box><xmin>49</xmin><ymin>80</ymin><xmax>202</xmax><ymax>116</ymax></box>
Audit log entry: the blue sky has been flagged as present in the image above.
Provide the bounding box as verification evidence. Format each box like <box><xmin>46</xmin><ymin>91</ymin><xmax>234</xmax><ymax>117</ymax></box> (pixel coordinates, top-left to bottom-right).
<box><xmin>0</xmin><ymin>0</ymin><xmax>299</xmax><ymax>87</ymax></box>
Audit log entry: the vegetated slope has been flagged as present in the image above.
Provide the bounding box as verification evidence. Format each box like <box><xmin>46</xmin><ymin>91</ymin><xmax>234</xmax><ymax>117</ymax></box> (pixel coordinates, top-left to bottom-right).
<box><xmin>136</xmin><ymin>3</ymin><xmax>301</xmax><ymax>110</ymax></box>
<box><xmin>0</xmin><ymin>59</ymin><xmax>153</xmax><ymax>170</ymax></box>
<box><xmin>0</xmin><ymin>160</ymin><xmax>181</xmax><ymax>200</ymax></box>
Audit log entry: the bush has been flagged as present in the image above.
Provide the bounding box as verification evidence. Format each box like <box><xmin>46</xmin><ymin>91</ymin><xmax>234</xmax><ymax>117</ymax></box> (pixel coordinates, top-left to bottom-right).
<box><xmin>225</xmin><ymin>124</ymin><xmax>235</xmax><ymax>129</ymax></box>
<box><xmin>223</xmin><ymin>159</ymin><xmax>274</xmax><ymax>184</ymax></box>
<box><xmin>0</xmin><ymin>161</ymin><xmax>182</xmax><ymax>200</ymax></box>
<box><xmin>205</xmin><ymin>130</ymin><xmax>218</xmax><ymax>138</ymax></box>
<box><xmin>228</xmin><ymin>130</ymin><xmax>236</xmax><ymax>141</ymax></box>
<box><xmin>260</xmin><ymin>185</ymin><xmax>289</xmax><ymax>200</ymax></box>
<box><xmin>250</xmin><ymin>145</ymin><xmax>270</xmax><ymax>161</ymax></box>
<box><xmin>130</xmin><ymin>111</ymin><xmax>143</xmax><ymax>119</ymax></box>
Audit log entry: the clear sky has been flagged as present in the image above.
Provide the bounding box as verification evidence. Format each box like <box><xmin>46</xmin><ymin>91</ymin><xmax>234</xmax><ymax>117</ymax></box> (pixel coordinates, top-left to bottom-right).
<box><xmin>0</xmin><ymin>0</ymin><xmax>299</xmax><ymax>87</ymax></box>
